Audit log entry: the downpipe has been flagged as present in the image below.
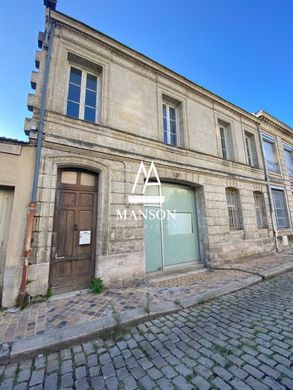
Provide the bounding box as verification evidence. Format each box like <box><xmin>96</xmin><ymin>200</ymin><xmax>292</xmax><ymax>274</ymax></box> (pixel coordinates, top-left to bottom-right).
<box><xmin>18</xmin><ymin>10</ymin><xmax>55</xmax><ymax>308</ymax></box>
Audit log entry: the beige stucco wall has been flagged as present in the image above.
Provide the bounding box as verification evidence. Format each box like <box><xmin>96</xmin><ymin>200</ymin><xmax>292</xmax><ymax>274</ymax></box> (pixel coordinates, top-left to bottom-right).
<box><xmin>0</xmin><ymin>143</ymin><xmax>35</xmax><ymax>307</ymax></box>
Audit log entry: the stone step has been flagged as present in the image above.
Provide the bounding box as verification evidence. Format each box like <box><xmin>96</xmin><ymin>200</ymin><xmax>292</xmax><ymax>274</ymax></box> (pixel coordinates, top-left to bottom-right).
<box><xmin>146</xmin><ymin>262</ymin><xmax>208</xmax><ymax>288</ymax></box>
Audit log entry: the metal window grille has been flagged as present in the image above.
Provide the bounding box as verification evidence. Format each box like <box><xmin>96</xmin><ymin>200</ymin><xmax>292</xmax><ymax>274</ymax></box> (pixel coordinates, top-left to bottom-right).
<box><xmin>254</xmin><ymin>192</ymin><xmax>268</xmax><ymax>228</ymax></box>
<box><xmin>272</xmin><ymin>190</ymin><xmax>289</xmax><ymax>229</ymax></box>
<box><xmin>226</xmin><ymin>188</ymin><xmax>243</xmax><ymax>230</ymax></box>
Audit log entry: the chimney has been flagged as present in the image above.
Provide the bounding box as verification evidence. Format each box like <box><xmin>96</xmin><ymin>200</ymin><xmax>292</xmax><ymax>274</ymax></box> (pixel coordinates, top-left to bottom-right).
<box><xmin>44</xmin><ymin>0</ymin><xmax>57</xmax><ymax>10</ymax></box>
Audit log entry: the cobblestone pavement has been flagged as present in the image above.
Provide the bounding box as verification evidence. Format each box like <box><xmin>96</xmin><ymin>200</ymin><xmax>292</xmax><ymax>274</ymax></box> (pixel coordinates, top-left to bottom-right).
<box><xmin>0</xmin><ymin>272</ymin><xmax>292</xmax><ymax>389</ymax></box>
<box><xmin>1</xmin><ymin>253</ymin><xmax>292</xmax><ymax>344</ymax></box>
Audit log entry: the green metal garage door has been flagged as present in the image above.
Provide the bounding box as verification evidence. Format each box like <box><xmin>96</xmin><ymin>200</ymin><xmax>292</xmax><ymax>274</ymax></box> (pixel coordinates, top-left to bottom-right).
<box><xmin>144</xmin><ymin>184</ymin><xmax>200</xmax><ymax>272</ymax></box>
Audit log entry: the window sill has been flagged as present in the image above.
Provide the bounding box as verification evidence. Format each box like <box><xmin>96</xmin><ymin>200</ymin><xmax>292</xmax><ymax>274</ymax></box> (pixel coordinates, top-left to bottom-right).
<box><xmin>268</xmin><ymin>170</ymin><xmax>281</xmax><ymax>177</ymax></box>
<box><xmin>66</xmin><ymin>115</ymin><xmax>100</xmax><ymax>126</ymax></box>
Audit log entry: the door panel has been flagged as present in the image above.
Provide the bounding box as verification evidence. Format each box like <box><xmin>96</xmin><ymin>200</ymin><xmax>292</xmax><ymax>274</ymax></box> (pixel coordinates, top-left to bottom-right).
<box><xmin>50</xmin><ymin>170</ymin><xmax>97</xmax><ymax>292</ymax></box>
<box><xmin>0</xmin><ymin>188</ymin><xmax>14</xmax><ymax>299</ymax></box>
<box><xmin>58</xmin><ymin>209</ymin><xmax>75</xmax><ymax>257</ymax></box>
<box><xmin>144</xmin><ymin>186</ymin><xmax>163</xmax><ymax>272</ymax></box>
<box><xmin>144</xmin><ymin>184</ymin><xmax>200</xmax><ymax>273</ymax></box>
<box><xmin>162</xmin><ymin>185</ymin><xmax>200</xmax><ymax>266</ymax></box>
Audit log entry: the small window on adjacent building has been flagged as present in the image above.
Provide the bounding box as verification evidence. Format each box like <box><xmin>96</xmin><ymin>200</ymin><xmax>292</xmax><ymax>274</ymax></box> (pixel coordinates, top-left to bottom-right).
<box><xmin>271</xmin><ymin>189</ymin><xmax>289</xmax><ymax>229</ymax></box>
<box><xmin>254</xmin><ymin>192</ymin><xmax>268</xmax><ymax>228</ymax></box>
<box><xmin>226</xmin><ymin>188</ymin><xmax>243</xmax><ymax>230</ymax></box>
<box><xmin>284</xmin><ymin>146</ymin><xmax>293</xmax><ymax>178</ymax></box>
<box><xmin>262</xmin><ymin>135</ymin><xmax>279</xmax><ymax>173</ymax></box>
<box><xmin>162</xmin><ymin>96</ymin><xmax>183</xmax><ymax>147</ymax></box>
<box><xmin>245</xmin><ymin>132</ymin><xmax>258</xmax><ymax>167</ymax></box>
<box><xmin>219</xmin><ymin>121</ymin><xmax>233</xmax><ymax>160</ymax></box>
<box><xmin>66</xmin><ymin>66</ymin><xmax>99</xmax><ymax>123</ymax></box>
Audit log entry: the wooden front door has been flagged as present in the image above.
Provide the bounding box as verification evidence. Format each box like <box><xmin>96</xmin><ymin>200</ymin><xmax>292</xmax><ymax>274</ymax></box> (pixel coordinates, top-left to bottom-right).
<box><xmin>50</xmin><ymin>169</ymin><xmax>97</xmax><ymax>293</ymax></box>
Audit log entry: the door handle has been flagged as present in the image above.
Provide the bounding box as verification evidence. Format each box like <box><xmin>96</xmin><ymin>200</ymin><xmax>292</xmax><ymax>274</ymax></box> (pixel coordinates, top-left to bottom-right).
<box><xmin>74</xmin><ymin>224</ymin><xmax>78</xmax><ymax>231</ymax></box>
<box><xmin>55</xmin><ymin>252</ymin><xmax>65</xmax><ymax>260</ymax></box>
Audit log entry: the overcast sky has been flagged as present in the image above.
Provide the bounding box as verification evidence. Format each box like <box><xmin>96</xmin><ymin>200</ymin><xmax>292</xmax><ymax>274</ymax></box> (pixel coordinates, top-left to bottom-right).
<box><xmin>0</xmin><ymin>0</ymin><xmax>292</xmax><ymax>140</ymax></box>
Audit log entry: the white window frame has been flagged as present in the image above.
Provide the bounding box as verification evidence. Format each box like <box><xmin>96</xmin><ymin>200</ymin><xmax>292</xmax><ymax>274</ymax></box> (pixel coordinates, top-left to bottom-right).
<box><xmin>66</xmin><ymin>66</ymin><xmax>100</xmax><ymax>123</ymax></box>
<box><xmin>219</xmin><ymin>123</ymin><xmax>233</xmax><ymax>160</ymax></box>
<box><xmin>283</xmin><ymin>144</ymin><xmax>293</xmax><ymax>178</ymax></box>
<box><xmin>271</xmin><ymin>188</ymin><xmax>290</xmax><ymax>229</ymax></box>
<box><xmin>261</xmin><ymin>133</ymin><xmax>279</xmax><ymax>173</ymax></box>
<box><xmin>245</xmin><ymin>131</ymin><xmax>258</xmax><ymax>167</ymax></box>
<box><xmin>162</xmin><ymin>101</ymin><xmax>179</xmax><ymax>146</ymax></box>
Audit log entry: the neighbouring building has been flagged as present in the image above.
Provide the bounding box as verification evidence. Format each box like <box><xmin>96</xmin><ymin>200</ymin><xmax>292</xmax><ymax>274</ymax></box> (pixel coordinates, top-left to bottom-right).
<box><xmin>256</xmin><ymin>111</ymin><xmax>293</xmax><ymax>248</ymax></box>
<box><xmin>1</xmin><ymin>3</ymin><xmax>292</xmax><ymax>307</ymax></box>
<box><xmin>0</xmin><ymin>138</ymin><xmax>35</xmax><ymax>307</ymax></box>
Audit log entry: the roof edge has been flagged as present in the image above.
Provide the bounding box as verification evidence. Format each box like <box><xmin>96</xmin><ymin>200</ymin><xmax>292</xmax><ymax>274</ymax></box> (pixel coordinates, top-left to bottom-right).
<box><xmin>255</xmin><ymin>110</ymin><xmax>292</xmax><ymax>133</ymax></box>
<box><xmin>0</xmin><ymin>136</ymin><xmax>29</xmax><ymax>145</ymax></box>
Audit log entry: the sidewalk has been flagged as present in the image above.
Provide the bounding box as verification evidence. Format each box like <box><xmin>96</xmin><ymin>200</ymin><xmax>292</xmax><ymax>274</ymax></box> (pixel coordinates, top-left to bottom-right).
<box><xmin>1</xmin><ymin>251</ymin><xmax>293</xmax><ymax>363</ymax></box>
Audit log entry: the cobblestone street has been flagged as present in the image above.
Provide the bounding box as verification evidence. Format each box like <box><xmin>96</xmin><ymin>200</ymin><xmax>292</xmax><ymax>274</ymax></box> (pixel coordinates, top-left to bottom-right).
<box><xmin>0</xmin><ymin>272</ymin><xmax>292</xmax><ymax>390</ymax></box>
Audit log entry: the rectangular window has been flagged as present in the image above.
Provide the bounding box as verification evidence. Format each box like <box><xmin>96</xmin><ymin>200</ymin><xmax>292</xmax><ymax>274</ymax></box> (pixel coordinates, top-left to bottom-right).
<box><xmin>66</xmin><ymin>66</ymin><xmax>99</xmax><ymax>123</ymax></box>
<box><xmin>272</xmin><ymin>189</ymin><xmax>289</xmax><ymax>229</ymax></box>
<box><xmin>220</xmin><ymin>127</ymin><xmax>227</xmax><ymax>160</ymax></box>
<box><xmin>262</xmin><ymin>136</ymin><xmax>279</xmax><ymax>173</ymax></box>
<box><xmin>219</xmin><ymin>122</ymin><xmax>233</xmax><ymax>160</ymax></box>
<box><xmin>245</xmin><ymin>132</ymin><xmax>258</xmax><ymax>167</ymax></box>
<box><xmin>284</xmin><ymin>147</ymin><xmax>293</xmax><ymax>178</ymax></box>
<box><xmin>163</xmin><ymin>102</ymin><xmax>177</xmax><ymax>146</ymax></box>
<box><xmin>226</xmin><ymin>188</ymin><xmax>243</xmax><ymax>230</ymax></box>
<box><xmin>254</xmin><ymin>192</ymin><xmax>268</xmax><ymax>228</ymax></box>
<box><xmin>67</xmin><ymin>67</ymin><xmax>82</xmax><ymax>119</ymax></box>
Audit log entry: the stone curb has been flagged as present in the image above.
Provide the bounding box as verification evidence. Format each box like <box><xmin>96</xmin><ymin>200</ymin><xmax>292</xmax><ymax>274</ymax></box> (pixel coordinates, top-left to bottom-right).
<box><xmin>258</xmin><ymin>262</ymin><xmax>293</xmax><ymax>279</ymax></box>
<box><xmin>6</xmin><ymin>263</ymin><xmax>292</xmax><ymax>364</ymax></box>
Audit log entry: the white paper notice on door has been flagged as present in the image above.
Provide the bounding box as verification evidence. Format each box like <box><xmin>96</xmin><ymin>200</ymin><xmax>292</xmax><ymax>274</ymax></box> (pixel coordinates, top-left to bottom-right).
<box><xmin>79</xmin><ymin>230</ymin><xmax>91</xmax><ymax>245</ymax></box>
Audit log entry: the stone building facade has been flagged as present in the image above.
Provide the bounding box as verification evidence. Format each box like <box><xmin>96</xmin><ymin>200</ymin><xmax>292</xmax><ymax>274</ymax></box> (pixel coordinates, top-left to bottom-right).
<box><xmin>2</xmin><ymin>7</ymin><xmax>292</xmax><ymax>306</ymax></box>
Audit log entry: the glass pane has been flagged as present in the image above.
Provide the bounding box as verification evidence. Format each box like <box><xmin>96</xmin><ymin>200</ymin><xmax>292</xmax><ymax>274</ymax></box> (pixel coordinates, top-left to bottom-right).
<box><xmin>85</xmin><ymin>90</ymin><xmax>97</xmax><ymax>108</ymax></box>
<box><xmin>80</xmin><ymin>173</ymin><xmax>96</xmax><ymax>186</ymax></box>
<box><xmin>164</xmin><ymin>130</ymin><xmax>168</xmax><ymax>144</ymax></box>
<box><xmin>69</xmin><ymin>67</ymin><xmax>82</xmax><ymax>85</ymax></box>
<box><xmin>86</xmin><ymin>74</ymin><xmax>97</xmax><ymax>91</ymax></box>
<box><xmin>163</xmin><ymin>116</ymin><xmax>167</xmax><ymax>132</ymax></box>
<box><xmin>169</xmin><ymin>107</ymin><xmax>176</xmax><ymax>121</ymax></box>
<box><xmin>167</xmin><ymin>213</ymin><xmax>193</xmax><ymax>235</ymax></box>
<box><xmin>162</xmin><ymin>104</ymin><xmax>167</xmax><ymax>116</ymax></box>
<box><xmin>84</xmin><ymin>106</ymin><xmax>96</xmax><ymax>123</ymax></box>
<box><xmin>68</xmin><ymin>84</ymin><xmax>81</xmax><ymax>103</ymax></box>
<box><xmin>61</xmin><ymin>171</ymin><xmax>78</xmax><ymax>184</ymax></box>
<box><xmin>170</xmin><ymin>119</ymin><xmax>176</xmax><ymax>135</ymax></box>
<box><xmin>66</xmin><ymin>101</ymin><xmax>79</xmax><ymax>118</ymax></box>
<box><xmin>263</xmin><ymin>140</ymin><xmax>275</xmax><ymax>162</ymax></box>
<box><xmin>272</xmin><ymin>190</ymin><xmax>289</xmax><ymax>228</ymax></box>
<box><xmin>170</xmin><ymin>132</ymin><xmax>177</xmax><ymax>146</ymax></box>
